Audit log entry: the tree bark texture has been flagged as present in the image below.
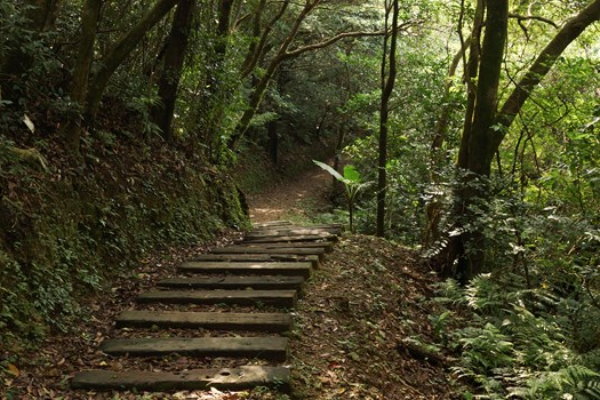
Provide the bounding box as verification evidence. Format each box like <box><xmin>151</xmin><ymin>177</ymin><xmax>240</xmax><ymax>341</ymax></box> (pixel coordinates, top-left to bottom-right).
<box><xmin>151</xmin><ymin>0</ymin><xmax>195</xmax><ymax>140</ymax></box>
<box><xmin>376</xmin><ymin>0</ymin><xmax>399</xmax><ymax>238</ymax></box>
<box><xmin>442</xmin><ymin>0</ymin><xmax>509</xmax><ymax>282</ymax></box>
<box><xmin>62</xmin><ymin>0</ymin><xmax>102</xmax><ymax>153</ymax></box>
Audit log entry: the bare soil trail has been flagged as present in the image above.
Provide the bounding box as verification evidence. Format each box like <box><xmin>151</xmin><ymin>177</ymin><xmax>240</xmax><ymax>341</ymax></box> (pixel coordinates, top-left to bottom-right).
<box><xmin>1</xmin><ymin>162</ymin><xmax>458</xmax><ymax>400</ymax></box>
<box><xmin>247</xmin><ymin>164</ymin><xmax>333</xmax><ymax>223</ymax></box>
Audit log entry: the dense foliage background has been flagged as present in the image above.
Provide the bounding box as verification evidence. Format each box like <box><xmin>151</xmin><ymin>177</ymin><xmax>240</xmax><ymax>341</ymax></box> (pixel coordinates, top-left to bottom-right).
<box><xmin>1</xmin><ymin>0</ymin><xmax>599</xmax><ymax>397</ymax></box>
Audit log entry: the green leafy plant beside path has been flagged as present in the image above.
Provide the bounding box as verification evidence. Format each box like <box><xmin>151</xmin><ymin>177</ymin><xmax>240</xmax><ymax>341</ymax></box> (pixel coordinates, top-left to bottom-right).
<box><xmin>313</xmin><ymin>160</ymin><xmax>371</xmax><ymax>233</ymax></box>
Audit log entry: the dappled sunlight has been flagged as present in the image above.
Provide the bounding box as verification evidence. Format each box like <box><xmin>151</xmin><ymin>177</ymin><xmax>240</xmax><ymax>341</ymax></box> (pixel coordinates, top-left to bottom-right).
<box><xmin>249</xmin><ymin>166</ymin><xmax>331</xmax><ymax>223</ymax></box>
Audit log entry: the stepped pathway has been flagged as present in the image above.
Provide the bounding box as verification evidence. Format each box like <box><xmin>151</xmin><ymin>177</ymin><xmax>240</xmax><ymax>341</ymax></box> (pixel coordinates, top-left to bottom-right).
<box><xmin>71</xmin><ymin>220</ymin><xmax>342</xmax><ymax>394</ymax></box>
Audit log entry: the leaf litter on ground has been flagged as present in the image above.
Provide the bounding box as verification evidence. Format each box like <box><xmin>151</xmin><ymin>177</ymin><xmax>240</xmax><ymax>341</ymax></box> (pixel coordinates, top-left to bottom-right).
<box><xmin>1</xmin><ymin>162</ymin><xmax>461</xmax><ymax>399</ymax></box>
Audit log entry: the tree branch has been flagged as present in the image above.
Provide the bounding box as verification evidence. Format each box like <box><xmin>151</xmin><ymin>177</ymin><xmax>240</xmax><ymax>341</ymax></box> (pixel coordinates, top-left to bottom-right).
<box><xmin>493</xmin><ymin>0</ymin><xmax>600</xmax><ymax>151</ymax></box>
<box><xmin>241</xmin><ymin>0</ymin><xmax>289</xmax><ymax>79</ymax></box>
<box><xmin>509</xmin><ymin>13</ymin><xmax>558</xmax><ymax>28</ymax></box>
<box><xmin>284</xmin><ymin>21</ymin><xmax>414</xmax><ymax>59</ymax></box>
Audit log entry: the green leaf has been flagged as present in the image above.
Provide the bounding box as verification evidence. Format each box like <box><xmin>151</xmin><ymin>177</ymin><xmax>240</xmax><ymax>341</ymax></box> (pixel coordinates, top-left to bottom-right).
<box><xmin>313</xmin><ymin>160</ymin><xmax>347</xmax><ymax>183</ymax></box>
<box><xmin>343</xmin><ymin>165</ymin><xmax>361</xmax><ymax>183</ymax></box>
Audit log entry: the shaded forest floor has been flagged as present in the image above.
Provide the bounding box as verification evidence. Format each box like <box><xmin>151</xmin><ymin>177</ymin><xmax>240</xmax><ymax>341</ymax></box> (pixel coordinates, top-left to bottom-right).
<box><xmin>247</xmin><ymin>163</ymin><xmax>333</xmax><ymax>223</ymax></box>
<box><xmin>1</xmin><ymin>163</ymin><xmax>459</xmax><ymax>399</ymax></box>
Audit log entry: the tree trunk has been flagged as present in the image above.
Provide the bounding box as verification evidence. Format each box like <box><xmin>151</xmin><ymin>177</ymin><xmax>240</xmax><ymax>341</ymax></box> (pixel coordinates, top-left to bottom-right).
<box><xmin>376</xmin><ymin>0</ymin><xmax>399</xmax><ymax>238</ymax></box>
<box><xmin>332</xmin><ymin>124</ymin><xmax>346</xmax><ymax>198</ymax></box>
<box><xmin>151</xmin><ymin>0</ymin><xmax>195</xmax><ymax>140</ymax></box>
<box><xmin>85</xmin><ymin>0</ymin><xmax>179</xmax><ymax>120</ymax></box>
<box><xmin>457</xmin><ymin>0</ymin><xmax>484</xmax><ymax>169</ymax></box>
<box><xmin>62</xmin><ymin>0</ymin><xmax>102</xmax><ymax>154</ymax></box>
<box><xmin>438</xmin><ymin>0</ymin><xmax>600</xmax><ymax>282</ymax></box>
<box><xmin>206</xmin><ymin>0</ymin><xmax>233</xmax><ymax>91</ymax></box>
<box><xmin>443</xmin><ymin>0</ymin><xmax>509</xmax><ymax>282</ymax></box>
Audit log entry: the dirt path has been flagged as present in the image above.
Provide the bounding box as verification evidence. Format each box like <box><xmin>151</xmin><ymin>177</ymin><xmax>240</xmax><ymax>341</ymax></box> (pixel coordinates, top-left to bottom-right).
<box><xmin>247</xmin><ymin>165</ymin><xmax>334</xmax><ymax>223</ymax></box>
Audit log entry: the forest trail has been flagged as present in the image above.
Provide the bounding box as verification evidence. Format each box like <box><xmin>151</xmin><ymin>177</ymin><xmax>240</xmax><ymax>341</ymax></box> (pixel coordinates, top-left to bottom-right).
<box><xmin>3</xmin><ymin>164</ymin><xmax>455</xmax><ymax>399</ymax></box>
<box><xmin>69</xmin><ymin>165</ymin><xmax>346</xmax><ymax>394</ymax></box>
<box><xmin>247</xmin><ymin>163</ymin><xmax>333</xmax><ymax>223</ymax></box>
<box><xmin>71</xmin><ymin>222</ymin><xmax>342</xmax><ymax>394</ymax></box>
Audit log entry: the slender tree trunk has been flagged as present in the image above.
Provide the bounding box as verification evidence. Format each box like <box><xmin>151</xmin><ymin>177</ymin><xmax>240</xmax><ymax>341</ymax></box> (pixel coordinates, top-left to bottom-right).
<box><xmin>62</xmin><ymin>0</ymin><xmax>102</xmax><ymax>154</ymax></box>
<box><xmin>151</xmin><ymin>0</ymin><xmax>195</xmax><ymax>140</ymax></box>
<box><xmin>457</xmin><ymin>0</ymin><xmax>484</xmax><ymax>169</ymax></box>
<box><xmin>332</xmin><ymin>123</ymin><xmax>346</xmax><ymax>197</ymax></box>
<box><xmin>202</xmin><ymin>0</ymin><xmax>234</xmax><ymax>160</ymax></box>
<box><xmin>85</xmin><ymin>0</ymin><xmax>179</xmax><ymax>120</ymax></box>
<box><xmin>376</xmin><ymin>0</ymin><xmax>399</xmax><ymax>238</ymax></box>
<box><xmin>228</xmin><ymin>0</ymin><xmax>321</xmax><ymax>150</ymax></box>
<box><xmin>207</xmin><ymin>0</ymin><xmax>233</xmax><ymax>90</ymax></box>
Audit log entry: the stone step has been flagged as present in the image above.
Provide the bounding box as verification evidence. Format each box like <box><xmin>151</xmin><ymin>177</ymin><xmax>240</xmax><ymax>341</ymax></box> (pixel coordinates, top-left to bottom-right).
<box><xmin>210</xmin><ymin>247</ymin><xmax>326</xmax><ymax>260</ymax></box>
<box><xmin>157</xmin><ymin>275</ymin><xmax>305</xmax><ymax>290</ymax></box>
<box><xmin>189</xmin><ymin>254</ymin><xmax>320</xmax><ymax>267</ymax></box>
<box><xmin>71</xmin><ymin>366</ymin><xmax>291</xmax><ymax>392</ymax></box>
<box><xmin>233</xmin><ymin>241</ymin><xmax>334</xmax><ymax>252</ymax></box>
<box><xmin>100</xmin><ymin>337</ymin><xmax>288</xmax><ymax>361</ymax></box>
<box><xmin>242</xmin><ymin>234</ymin><xmax>338</xmax><ymax>243</ymax></box>
<box><xmin>137</xmin><ymin>289</ymin><xmax>297</xmax><ymax>308</ymax></box>
<box><xmin>115</xmin><ymin>310</ymin><xmax>293</xmax><ymax>332</ymax></box>
<box><xmin>179</xmin><ymin>261</ymin><xmax>313</xmax><ymax>277</ymax></box>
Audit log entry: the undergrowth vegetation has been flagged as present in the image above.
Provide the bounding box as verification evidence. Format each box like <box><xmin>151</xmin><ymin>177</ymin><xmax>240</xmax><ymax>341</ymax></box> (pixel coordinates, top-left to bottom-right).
<box><xmin>0</xmin><ymin>136</ymin><xmax>249</xmax><ymax>351</ymax></box>
<box><xmin>428</xmin><ymin>273</ymin><xmax>600</xmax><ymax>399</ymax></box>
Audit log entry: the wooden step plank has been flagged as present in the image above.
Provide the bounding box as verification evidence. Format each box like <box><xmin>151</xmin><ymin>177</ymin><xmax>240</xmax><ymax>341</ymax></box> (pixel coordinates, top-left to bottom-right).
<box><xmin>184</xmin><ymin>256</ymin><xmax>318</xmax><ymax>270</ymax></box>
<box><xmin>248</xmin><ymin>226</ymin><xmax>343</xmax><ymax>236</ymax></box>
<box><xmin>242</xmin><ymin>234</ymin><xmax>338</xmax><ymax>243</ymax></box>
<box><xmin>210</xmin><ymin>247</ymin><xmax>326</xmax><ymax>258</ymax></box>
<box><xmin>254</xmin><ymin>220</ymin><xmax>293</xmax><ymax>228</ymax></box>
<box><xmin>115</xmin><ymin>311</ymin><xmax>293</xmax><ymax>332</ymax></box>
<box><xmin>178</xmin><ymin>261</ymin><xmax>312</xmax><ymax>277</ymax></box>
<box><xmin>71</xmin><ymin>366</ymin><xmax>291</xmax><ymax>392</ymax></box>
<box><xmin>137</xmin><ymin>289</ymin><xmax>297</xmax><ymax>308</ymax></box>
<box><xmin>245</xmin><ymin>231</ymin><xmax>341</xmax><ymax>240</ymax></box>
<box><xmin>251</xmin><ymin>223</ymin><xmax>342</xmax><ymax>232</ymax></box>
<box><xmin>100</xmin><ymin>337</ymin><xmax>288</xmax><ymax>361</ymax></box>
<box><xmin>158</xmin><ymin>275</ymin><xmax>305</xmax><ymax>290</ymax></box>
<box><xmin>234</xmin><ymin>241</ymin><xmax>334</xmax><ymax>252</ymax></box>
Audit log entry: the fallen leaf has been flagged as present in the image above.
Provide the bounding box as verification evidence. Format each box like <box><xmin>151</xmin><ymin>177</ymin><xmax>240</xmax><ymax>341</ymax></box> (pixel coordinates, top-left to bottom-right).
<box><xmin>7</xmin><ymin>363</ymin><xmax>20</xmax><ymax>377</ymax></box>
